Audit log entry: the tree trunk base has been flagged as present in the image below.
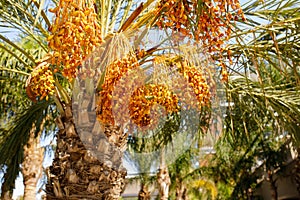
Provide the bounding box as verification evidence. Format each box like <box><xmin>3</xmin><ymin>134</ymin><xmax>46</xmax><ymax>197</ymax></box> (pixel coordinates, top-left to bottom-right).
<box><xmin>45</xmin><ymin>106</ymin><xmax>127</xmax><ymax>200</ymax></box>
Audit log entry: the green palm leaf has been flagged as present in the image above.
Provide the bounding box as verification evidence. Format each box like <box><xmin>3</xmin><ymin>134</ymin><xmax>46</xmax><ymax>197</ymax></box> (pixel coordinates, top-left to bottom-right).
<box><xmin>0</xmin><ymin>99</ymin><xmax>55</xmax><ymax>192</ymax></box>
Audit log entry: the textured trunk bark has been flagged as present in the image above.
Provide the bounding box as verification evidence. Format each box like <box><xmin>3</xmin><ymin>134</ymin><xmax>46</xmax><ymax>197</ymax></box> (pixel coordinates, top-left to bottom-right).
<box><xmin>175</xmin><ymin>180</ymin><xmax>187</xmax><ymax>200</ymax></box>
<box><xmin>268</xmin><ymin>171</ymin><xmax>278</xmax><ymax>200</ymax></box>
<box><xmin>157</xmin><ymin>150</ymin><xmax>170</xmax><ymax>200</ymax></box>
<box><xmin>22</xmin><ymin>125</ymin><xmax>44</xmax><ymax>200</ymax></box>
<box><xmin>157</xmin><ymin>167</ymin><xmax>170</xmax><ymax>200</ymax></box>
<box><xmin>138</xmin><ymin>183</ymin><xmax>151</xmax><ymax>200</ymax></box>
<box><xmin>46</xmin><ymin>103</ymin><xmax>127</xmax><ymax>199</ymax></box>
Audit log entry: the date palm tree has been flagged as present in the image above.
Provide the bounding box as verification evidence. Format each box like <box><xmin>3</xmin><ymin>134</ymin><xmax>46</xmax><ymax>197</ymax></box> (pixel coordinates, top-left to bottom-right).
<box><xmin>1</xmin><ymin>0</ymin><xmax>299</xmax><ymax>199</ymax></box>
<box><xmin>0</xmin><ymin>0</ymin><xmax>228</xmax><ymax>198</ymax></box>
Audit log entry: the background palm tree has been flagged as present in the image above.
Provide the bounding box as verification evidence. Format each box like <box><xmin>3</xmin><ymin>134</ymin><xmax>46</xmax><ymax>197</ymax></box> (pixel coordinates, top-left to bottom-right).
<box><xmin>22</xmin><ymin>123</ymin><xmax>45</xmax><ymax>200</ymax></box>
<box><xmin>198</xmin><ymin>0</ymin><xmax>300</xmax><ymax>198</ymax></box>
<box><xmin>124</xmin><ymin>147</ymin><xmax>157</xmax><ymax>200</ymax></box>
<box><xmin>0</xmin><ymin>32</ymin><xmax>54</xmax><ymax>198</ymax></box>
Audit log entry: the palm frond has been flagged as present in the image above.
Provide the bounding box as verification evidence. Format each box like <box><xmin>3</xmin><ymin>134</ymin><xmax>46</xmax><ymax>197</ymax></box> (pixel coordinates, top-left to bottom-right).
<box><xmin>0</xmin><ymin>37</ymin><xmax>47</xmax><ymax>119</ymax></box>
<box><xmin>0</xmin><ymin>0</ymin><xmax>51</xmax><ymax>38</ymax></box>
<box><xmin>229</xmin><ymin>0</ymin><xmax>300</xmax><ymax>81</ymax></box>
<box><xmin>227</xmin><ymin>77</ymin><xmax>300</xmax><ymax>142</ymax></box>
<box><xmin>0</xmin><ymin>100</ymin><xmax>55</xmax><ymax>189</ymax></box>
<box><xmin>0</xmin><ymin>0</ymin><xmax>51</xmax><ymax>66</ymax></box>
<box><xmin>222</xmin><ymin>0</ymin><xmax>300</xmax><ymax>145</ymax></box>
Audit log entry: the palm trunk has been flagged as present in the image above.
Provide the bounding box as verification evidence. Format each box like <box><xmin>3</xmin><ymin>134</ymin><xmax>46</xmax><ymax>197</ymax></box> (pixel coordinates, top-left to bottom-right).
<box><xmin>270</xmin><ymin>180</ymin><xmax>278</xmax><ymax>200</ymax></box>
<box><xmin>138</xmin><ymin>183</ymin><xmax>151</xmax><ymax>200</ymax></box>
<box><xmin>267</xmin><ymin>170</ymin><xmax>278</xmax><ymax>200</ymax></box>
<box><xmin>157</xmin><ymin>149</ymin><xmax>170</xmax><ymax>200</ymax></box>
<box><xmin>46</xmin><ymin>102</ymin><xmax>127</xmax><ymax>199</ymax></box>
<box><xmin>22</xmin><ymin>124</ymin><xmax>44</xmax><ymax>199</ymax></box>
<box><xmin>175</xmin><ymin>179</ymin><xmax>187</xmax><ymax>200</ymax></box>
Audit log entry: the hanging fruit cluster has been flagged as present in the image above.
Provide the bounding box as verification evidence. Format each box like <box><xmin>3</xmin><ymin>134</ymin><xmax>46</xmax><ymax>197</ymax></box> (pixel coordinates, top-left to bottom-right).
<box><xmin>26</xmin><ymin>0</ymin><xmax>102</xmax><ymax>102</ymax></box>
<box><xmin>96</xmin><ymin>52</ymin><xmax>211</xmax><ymax>129</ymax></box>
<box><xmin>156</xmin><ymin>0</ymin><xmax>245</xmax><ymax>51</ymax></box>
<box><xmin>177</xmin><ymin>60</ymin><xmax>211</xmax><ymax>109</ymax></box>
<box><xmin>156</xmin><ymin>0</ymin><xmax>245</xmax><ymax>82</ymax></box>
<box><xmin>26</xmin><ymin>62</ymin><xmax>55</xmax><ymax>101</ymax></box>
<box><xmin>156</xmin><ymin>0</ymin><xmax>193</xmax><ymax>37</ymax></box>
<box><xmin>129</xmin><ymin>84</ymin><xmax>179</xmax><ymax>128</ymax></box>
<box><xmin>194</xmin><ymin>0</ymin><xmax>245</xmax><ymax>52</ymax></box>
<box><xmin>96</xmin><ymin>52</ymin><xmax>180</xmax><ymax>129</ymax></box>
<box><xmin>96</xmin><ymin>52</ymin><xmax>140</xmax><ymax>125</ymax></box>
<box><xmin>47</xmin><ymin>0</ymin><xmax>102</xmax><ymax>80</ymax></box>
